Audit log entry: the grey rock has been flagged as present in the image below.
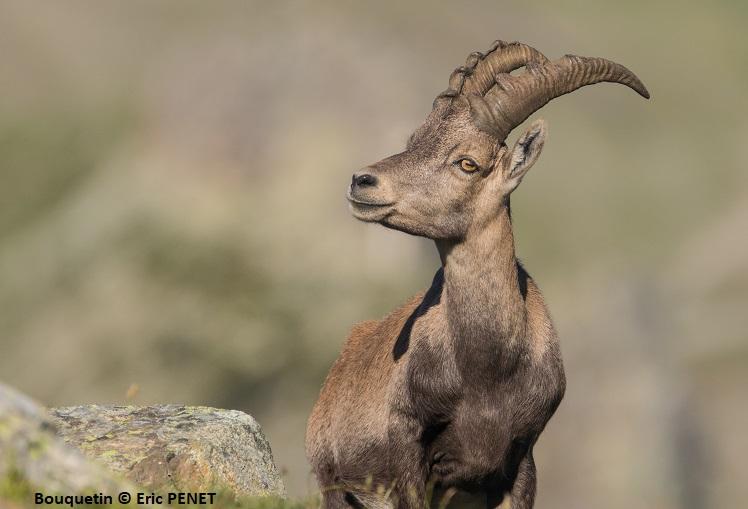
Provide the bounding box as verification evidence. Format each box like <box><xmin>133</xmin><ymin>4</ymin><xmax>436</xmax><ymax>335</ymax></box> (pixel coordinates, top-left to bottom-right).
<box><xmin>49</xmin><ymin>405</ymin><xmax>286</xmax><ymax>498</ymax></box>
<box><xmin>0</xmin><ymin>383</ymin><xmax>133</xmax><ymax>498</ymax></box>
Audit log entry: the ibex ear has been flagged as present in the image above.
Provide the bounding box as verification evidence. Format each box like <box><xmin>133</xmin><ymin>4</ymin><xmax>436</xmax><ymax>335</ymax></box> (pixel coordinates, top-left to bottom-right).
<box><xmin>504</xmin><ymin>119</ymin><xmax>547</xmax><ymax>192</ymax></box>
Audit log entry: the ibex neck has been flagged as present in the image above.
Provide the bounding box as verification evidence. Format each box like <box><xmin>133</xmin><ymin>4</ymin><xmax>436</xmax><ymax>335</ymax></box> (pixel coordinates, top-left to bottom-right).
<box><xmin>436</xmin><ymin>204</ymin><xmax>527</xmax><ymax>370</ymax></box>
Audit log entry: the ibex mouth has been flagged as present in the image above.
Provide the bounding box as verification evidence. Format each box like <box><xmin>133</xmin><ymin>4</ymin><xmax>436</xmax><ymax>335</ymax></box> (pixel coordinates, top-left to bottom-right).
<box><xmin>346</xmin><ymin>189</ymin><xmax>395</xmax><ymax>207</ymax></box>
<box><xmin>347</xmin><ymin>198</ymin><xmax>395</xmax><ymax>207</ymax></box>
<box><xmin>347</xmin><ymin>195</ymin><xmax>395</xmax><ymax>222</ymax></box>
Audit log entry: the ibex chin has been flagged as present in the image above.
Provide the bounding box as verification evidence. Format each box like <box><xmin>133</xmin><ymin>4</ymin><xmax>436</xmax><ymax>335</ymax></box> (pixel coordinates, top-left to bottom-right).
<box><xmin>306</xmin><ymin>40</ymin><xmax>649</xmax><ymax>509</ymax></box>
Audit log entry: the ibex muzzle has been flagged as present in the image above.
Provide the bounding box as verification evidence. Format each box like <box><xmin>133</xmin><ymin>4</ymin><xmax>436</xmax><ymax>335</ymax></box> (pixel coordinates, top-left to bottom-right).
<box><xmin>310</xmin><ymin>39</ymin><xmax>649</xmax><ymax>509</ymax></box>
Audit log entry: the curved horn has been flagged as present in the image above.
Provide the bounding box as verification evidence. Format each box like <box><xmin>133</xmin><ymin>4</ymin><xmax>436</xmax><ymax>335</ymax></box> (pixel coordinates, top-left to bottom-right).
<box><xmin>435</xmin><ymin>41</ymin><xmax>549</xmax><ymax>104</ymax></box>
<box><xmin>483</xmin><ymin>54</ymin><xmax>650</xmax><ymax>140</ymax></box>
<box><xmin>462</xmin><ymin>41</ymin><xmax>549</xmax><ymax>95</ymax></box>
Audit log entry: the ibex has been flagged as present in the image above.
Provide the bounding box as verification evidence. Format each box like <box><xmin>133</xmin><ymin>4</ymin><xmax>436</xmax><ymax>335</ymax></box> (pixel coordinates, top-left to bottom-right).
<box><xmin>306</xmin><ymin>40</ymin><xmax>649</xmax><ymax>509</ymax></box>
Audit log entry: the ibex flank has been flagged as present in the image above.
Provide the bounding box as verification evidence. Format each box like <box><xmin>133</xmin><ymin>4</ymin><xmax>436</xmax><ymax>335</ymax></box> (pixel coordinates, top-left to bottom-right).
<box><xmin>306</xmin><ymin>40</ymin><xmax>649</xmax><ymax>509</ymax></box>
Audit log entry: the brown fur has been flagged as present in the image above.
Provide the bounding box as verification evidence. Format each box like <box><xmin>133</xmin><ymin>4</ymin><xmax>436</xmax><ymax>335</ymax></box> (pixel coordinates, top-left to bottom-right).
<box><xmin>306</xmin><ymin>40</ymin><xmax>648</xmax><ymax>509</ymax></box>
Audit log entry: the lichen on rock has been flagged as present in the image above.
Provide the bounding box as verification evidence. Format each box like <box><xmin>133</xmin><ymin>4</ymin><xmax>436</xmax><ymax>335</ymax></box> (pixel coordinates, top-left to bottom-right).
<box><xmin>50</xmin><ymin>405</ymin><xmax>286</xmax><ymax>498</ymax></box>
<box><xmin>0</xmin><ymin>383</ymin><xmax>133</xmax><ymax>503</ymax></box>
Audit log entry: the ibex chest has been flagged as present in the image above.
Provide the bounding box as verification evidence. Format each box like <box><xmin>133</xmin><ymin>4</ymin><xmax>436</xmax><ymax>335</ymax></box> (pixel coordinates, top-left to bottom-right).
<box><xmin>405</xmin><ymin>326</ymin><xmax>460</xmax><ymax>413</ymax></box>
<box><xmin>399</xmin><ymin>320</ymin><xmax>529</xmax><ymax>418</ymax></box>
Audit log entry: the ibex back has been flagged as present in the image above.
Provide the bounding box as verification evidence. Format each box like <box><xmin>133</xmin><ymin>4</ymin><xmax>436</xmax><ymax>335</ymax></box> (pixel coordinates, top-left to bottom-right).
<box><xmin>306</xmin><ymin>40</ymin><xmax>649</xmax><ymax>509</ymax></box>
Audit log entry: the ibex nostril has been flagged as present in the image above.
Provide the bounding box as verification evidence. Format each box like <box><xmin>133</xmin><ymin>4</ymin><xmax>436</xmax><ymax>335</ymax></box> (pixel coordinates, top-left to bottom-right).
<box><xmin>352</xmin><ymin>173</ymin><xmax>378</xmax><ymax>188</ymax></box>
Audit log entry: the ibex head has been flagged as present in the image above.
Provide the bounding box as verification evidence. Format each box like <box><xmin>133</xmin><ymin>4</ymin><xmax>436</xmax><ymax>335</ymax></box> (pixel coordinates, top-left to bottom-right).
<box><xmin>347</xmin><ymin>41</ymin><xmax>649</xmax><ymax>239</ymax></box>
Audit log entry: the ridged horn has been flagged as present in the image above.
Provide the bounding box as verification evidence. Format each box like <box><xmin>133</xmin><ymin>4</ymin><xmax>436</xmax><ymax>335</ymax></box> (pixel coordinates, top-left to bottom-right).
<box><xmin>435</xmin><ymin>40</ymin><xmax>549</xmax><ymax>104</ymax></box>
<box><xmin>482</xmin><ymin>54</ymin><xmax>650</xmax><ymax>140</ymax></box>
<box><xmin>462</xmin><ymin>40</ymin><xmax>550</xmax><ymax>95</ymax></box>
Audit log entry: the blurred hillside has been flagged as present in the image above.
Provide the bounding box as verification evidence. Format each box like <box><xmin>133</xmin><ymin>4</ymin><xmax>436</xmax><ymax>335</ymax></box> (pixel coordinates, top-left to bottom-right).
<box><xmin>0</xmin><ymin>1</ymin><xmax>746</xmax><ymax>508</ymax></box>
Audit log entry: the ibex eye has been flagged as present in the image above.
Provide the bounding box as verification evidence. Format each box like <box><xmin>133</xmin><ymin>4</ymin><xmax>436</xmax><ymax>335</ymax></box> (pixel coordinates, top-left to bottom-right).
<box><xmin>458</xmin><ymin>159</ymin><xmax>479</xmax><ymax>172</ymax></box>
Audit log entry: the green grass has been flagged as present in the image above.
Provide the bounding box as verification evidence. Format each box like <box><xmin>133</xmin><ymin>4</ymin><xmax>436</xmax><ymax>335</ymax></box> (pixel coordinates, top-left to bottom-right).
<box><xmin>0</xmin><ymin>467</ymin><xmax>35</xmax><ymax>505</ymax></box>
<box><xmin>209</xmin><ymin>494</ymin><xmax>317</xmax><ymax>509</ymax></box>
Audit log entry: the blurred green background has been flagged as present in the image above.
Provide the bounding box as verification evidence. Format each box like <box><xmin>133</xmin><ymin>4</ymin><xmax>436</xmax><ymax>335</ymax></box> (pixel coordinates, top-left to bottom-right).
<box><xmin>1</xmin><ymin>1</ymin><xmax>746</xmax><ymax>507</ymax></box>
